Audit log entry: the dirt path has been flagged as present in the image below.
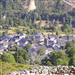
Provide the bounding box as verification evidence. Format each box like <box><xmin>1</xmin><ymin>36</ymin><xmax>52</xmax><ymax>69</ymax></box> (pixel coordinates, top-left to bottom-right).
<box><xmin>63</xmin><ymin>0</ymin><xmax>75</xmax><ymax>8</ymax></box>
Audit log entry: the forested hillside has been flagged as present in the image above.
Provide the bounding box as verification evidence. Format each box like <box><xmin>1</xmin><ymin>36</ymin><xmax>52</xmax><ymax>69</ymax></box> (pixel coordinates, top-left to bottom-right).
<box><xmin>0</xmin><ymin>0</ymin><xmax>75</xmax><ymax>28</ymax></box>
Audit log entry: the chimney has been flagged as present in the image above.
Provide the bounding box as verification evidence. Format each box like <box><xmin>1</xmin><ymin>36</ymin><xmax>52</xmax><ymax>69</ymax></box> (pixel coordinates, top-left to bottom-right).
<box><xmin>28</xmin><ymin>0</ymin><xmax>36</xmax><ymax>12</ymax></box>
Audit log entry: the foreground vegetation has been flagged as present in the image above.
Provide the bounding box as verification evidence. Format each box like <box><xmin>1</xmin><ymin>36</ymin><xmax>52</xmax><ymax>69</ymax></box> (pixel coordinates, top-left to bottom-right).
<box><xmin>0</xmin><ymin>61</ymin><xmax>32</xmax><ymax>75</ymax></box>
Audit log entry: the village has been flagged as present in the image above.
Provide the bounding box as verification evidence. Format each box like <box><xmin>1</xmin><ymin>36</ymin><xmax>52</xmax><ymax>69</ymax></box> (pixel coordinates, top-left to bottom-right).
<box><xmin>1</xmin><ymin>0</ymin><xmax>75</xmax><ymax>75</ymax></box>
<box><xmin>0</xmin><ymin>31</ymin><xmax>75</xmax><ymax>55</ymax></box>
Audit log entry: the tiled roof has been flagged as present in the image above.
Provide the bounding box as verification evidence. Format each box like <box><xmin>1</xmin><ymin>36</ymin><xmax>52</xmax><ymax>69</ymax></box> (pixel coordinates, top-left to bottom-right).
<box><xmin>28</xmin><ymin>44</ymin><xmax>40</xmax><ymax>53</ymax></box>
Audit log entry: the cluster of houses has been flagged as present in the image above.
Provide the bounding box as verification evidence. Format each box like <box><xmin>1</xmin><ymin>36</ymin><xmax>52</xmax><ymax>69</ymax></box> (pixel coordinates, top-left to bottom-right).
<box><xmin>0</xmin><ymin>32</ymin><xmax>75</xmax><ymax>55</ymax></box>
<box><xmin>0</xmin><ymin>32</ymin><xmax>27</xmax><ymax>53</ymax></box>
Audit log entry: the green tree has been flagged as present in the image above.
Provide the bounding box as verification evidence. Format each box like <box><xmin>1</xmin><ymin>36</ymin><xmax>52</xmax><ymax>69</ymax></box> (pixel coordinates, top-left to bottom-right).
<box><xmin>66</xmin><ymin>43</ymin><xmax>75</xmax><ymax>66</ymax></box>
<box><xmin>55</xmin><ymin>51</ymin><xmax>69</xmax><ymax>65</ymax></box>
<box><xmin>41</xmin><ymin>56</ymin><xmax>52</xmax><ymax>66</ymax></box>
<box><xmin>15</xmin><ymin>48</ymin><xmax>30</xmax><ymax>64</ymax></box>
<box><xmin>2</xmin><ymin>52</ymin><xmax>16</xmax><ymax>63</ymax></box>
<box><xmin>46</xmin><ymin>60</ymin><xmax>52</xmax><ymax>66</ymax></box>
<box><xmin>69</xmin><ymin>55</ymin><xmax>75</xmax><ymax>66</ymax></box>
<box><xmin>65</xmin><ymin>41</ymin><xmax>75</xmax><ymax>49</ymax></box>
<box><xmin>38</xmin><ymin>48</ymin><xmax>45</xmax><ymax>55</ymax></box>
<box><xmin>17</xmin><ymin>56</ymin><xmax>25</xmax><ymax>64</ymax></box>
<box><xmin>25</xmin><ymin>44</ymin><xmax>32</xmax><ymax>50</ymax></box>
<box><xmin>42</xmin><ymin>51</ymin><xmax>69</xmax><ymax>66</ymax></box>
<box><xmin>62</xmin><ymin>24</ymin><xmax>72</xmax><ymax>36</ymax></box>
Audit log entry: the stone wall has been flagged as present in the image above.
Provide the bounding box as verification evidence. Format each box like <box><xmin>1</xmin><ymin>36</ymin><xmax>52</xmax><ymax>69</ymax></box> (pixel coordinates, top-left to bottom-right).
<box><xmin>8</xmin><ymin>66</ymin><xmax>75</xmax><ymax>75</ymax></box>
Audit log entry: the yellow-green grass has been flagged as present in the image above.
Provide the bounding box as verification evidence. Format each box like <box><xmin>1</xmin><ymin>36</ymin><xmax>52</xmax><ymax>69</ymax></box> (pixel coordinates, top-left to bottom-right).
<box><xmin>0</xmin><ymin>61</ymin><xmax>32</xmax><ymax>75</ymax></box>
<box><xmin>0</xmin><ymin>26</ymin><xmax>75</xmax><ymax>36</ymax></box>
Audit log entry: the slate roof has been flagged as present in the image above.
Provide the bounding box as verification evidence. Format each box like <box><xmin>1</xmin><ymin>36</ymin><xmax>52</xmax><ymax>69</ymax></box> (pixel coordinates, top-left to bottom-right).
<box><xmin>17</xmin><ymin>38</ymin><xmax>29</xmax><ymax>47</ymax></box>
<box><xmin>44</xmin><ymin>35</ymin><xmax>75</xmax><ymax>50</ymax></box>
<box><xmin>0</xmin><ymin>33</ymin><xmax>28</xmax><ymax>51</ymax></box>
<box><xmin>33</xmin><ymin>32</ymin><xmax>44</xmax><ymax>42</ymax></box>
<box><xmin>0</xmin><ymin>32</ymin><xmax>75</xmax><ymax>53</ymax></box>
<box><xmin>45</xmin><ymin>35</ymin><xmax>57</xmax><ymax>48</ymax></box>
<box><xmin>27</xmin><ymin>35</ymin><xmax>33</xmax><ymax>43</ymax></box>
<box><xmin>0</xmin><ymin>35</ymin><xmax>10</xmax><ymax>41</ymax></box>
<box><xmin>0</xmin><ymin>45</ymin><xmax>8</xmax><ymax>51</ymax></box>
<box><xmin>28</xmin><ymin>44</ymin><xmax>40</xmax><ymax>54</ymax></box>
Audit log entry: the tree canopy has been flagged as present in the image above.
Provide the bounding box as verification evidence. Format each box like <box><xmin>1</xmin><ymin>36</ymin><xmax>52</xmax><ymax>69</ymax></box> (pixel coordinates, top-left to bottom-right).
<box><xmin>2</xmin><ymin>52</ymin><xmax>16</xmax><ymax>63</ymax></box>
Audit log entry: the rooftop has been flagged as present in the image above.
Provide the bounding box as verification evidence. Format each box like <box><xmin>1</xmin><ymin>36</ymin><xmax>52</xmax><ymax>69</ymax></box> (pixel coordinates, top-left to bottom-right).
<box><xmin>0</xmin><ymin>32</ymin><xmax>75</xmax><ymax>53</ymax></box>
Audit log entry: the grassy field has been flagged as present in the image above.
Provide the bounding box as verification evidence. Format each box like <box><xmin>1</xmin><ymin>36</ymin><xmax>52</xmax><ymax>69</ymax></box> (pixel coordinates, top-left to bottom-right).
<box><xmin>0</xmin><ymin>61</ymin><xmax>32</xmax><ymax>75</ymax></box>
<box><xmin>0</xmin><ymin>26</ymin><xmax>75</xmax><ymax>36</ymax></box>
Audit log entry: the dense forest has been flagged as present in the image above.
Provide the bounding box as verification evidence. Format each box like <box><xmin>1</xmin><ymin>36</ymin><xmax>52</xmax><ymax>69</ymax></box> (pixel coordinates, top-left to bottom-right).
<box><xmin>0</xmin><ymin>0</ymin><xmax>75</xmax><ymax>28</ymax></box>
